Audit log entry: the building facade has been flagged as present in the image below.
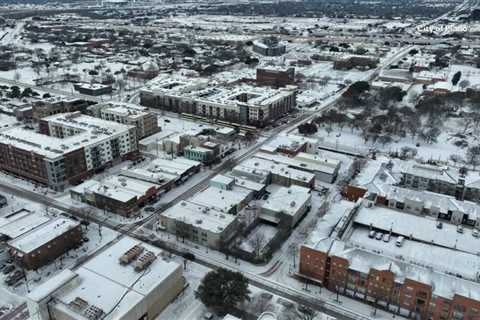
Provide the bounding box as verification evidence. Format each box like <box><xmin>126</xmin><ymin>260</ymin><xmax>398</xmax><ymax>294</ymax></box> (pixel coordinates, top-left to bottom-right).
<box><xmin>0</xmin><ymin>112</ymin><xmax>138</xmax><ymax>190</ymax></box>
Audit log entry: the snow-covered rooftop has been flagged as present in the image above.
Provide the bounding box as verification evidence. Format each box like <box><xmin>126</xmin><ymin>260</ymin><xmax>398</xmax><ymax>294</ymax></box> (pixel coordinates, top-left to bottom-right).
<box><xmin>162</xmin><ymin>201</ymin><xmax>237</xmax><ymax>234</ymax></box>
<box><xmin>261</xmin><ymin>185</ymin><xmax>311</xmax><ymax>216</ymax></box>
<box><xmin>8</xmin><ymin>217</ymin><xmax>80</xmax><ymax>254</ymax></box>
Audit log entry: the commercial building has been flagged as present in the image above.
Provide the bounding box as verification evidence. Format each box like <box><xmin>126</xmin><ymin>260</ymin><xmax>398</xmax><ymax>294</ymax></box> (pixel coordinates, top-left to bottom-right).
<box><xmin>32</xmin><ymin>97</ymin><xmax>91</xmax><ymax>120</ymax></box>
<box><xmin>255</xmin><ymin>151</ymin><xmax>341</xmax><ymax>184</ymax></box>
<box><xmin>0</xmin><ymin>112</ymin><xmax>138</xmax><ymax>190</ymax></box>
<box><xmin>7</xmin><ymin>216</ymin><xmax>82</xmax><ymax>270</ymax></box>
<box><xmin>70</xmin><ymin>176</ymin><xmax>159</xmax><ymax>217</ymax></box>
<box><xmin>74</xmin><ymin>83</ymin><xmax>113</xmax><ymax>96</ymax></box>
<box><xmin>27</xmin><ymin>236</ymin><xmax>185</xmax><ymax>320</ymax></box>
<box><xmin>189</xmin><ymin>186</ymin><xmax>252</xmax><ymax>215</ymax></box>
<box><xmin>260</xmin><ymin>185</ymin><xmax>311</xmax><ymax>228</ymax></box>
<box><xmin>298</xmin><ymin>199</ymin><xmax>480</xmax><ymax>320</ymax></box>
<box><xmin>140</xmin><ymin>75</ymin><xmax>297</xmax><ymax>127</ymax></box>
<box><xmin>88</xmin><ymin>102</ymin><xmax>160</xmax><ymax>139</ymax></box>
<box><xmin>261</xmin><ymin>134</ymin><xmax>318</xmax><ymax>157</ymax></box>
<box><xmin>159</xmin><ymin>201</ymin><xmax>239</xmax><ymax>249</ymax></box>
<box><xmin>252</xmin><ymin>37</ymin><xmax>286</xmax><ymax>56</ymax></box>
<box><xmin>232</xmin><ymin>156</ymin><xmax>315</xmax><ymax>189</ymax></box>
<box><xmin>256</xmin><ymin>67</ymin><xmax>295</xmax><ymax>87</ymax></box>
<box><xmin>183</xmin><ymin>145</ymin><xmax>215</xmax><ymax>164</ymax></box>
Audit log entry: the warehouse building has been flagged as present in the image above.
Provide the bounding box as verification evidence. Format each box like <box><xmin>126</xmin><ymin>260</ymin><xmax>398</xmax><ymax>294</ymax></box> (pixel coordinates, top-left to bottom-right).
<box><xmin>27</xmin><ymin>237</ymin><xmax>185</xmax><ymax>320</ymax></box>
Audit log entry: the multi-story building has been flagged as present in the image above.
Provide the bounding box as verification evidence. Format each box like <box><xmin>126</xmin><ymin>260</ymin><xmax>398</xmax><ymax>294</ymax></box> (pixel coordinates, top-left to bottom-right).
<box><xmin>140</xmin><ymin>75</ymin><xmax>297</xmax><ymax>127</ymax></box>
<box><xmin>88</xmin><ymin>102</ymin><xmax>160</xmax><ymax>139</ymax></box>
<box><xmin>298</xmin><ymin>200</ymin><xmax>480</xmax><ymax>320</ymax></box>
<box><xmin>70</xmin><ymin>176</ymin><xmax>159</xmax><ymax>217</ymax></box>
<box><xmin>400</xmin><ymin>162</ymin><xmax>480</xmax><ymax>202</ymax></box>
<box><xmin>252</xmin><ymin>37</ymin><xmax>286</xmax><ymax>56</ymax></box>
<box><xmin>32</xmin><ymin>97</ymin><xmax>91</xmax><ymax>120</ymax></box>
<box><xmin>256</xmin><ymin>67</ymin><xmax>295</xmax><ymax>87</ymax></box>
<box><xmin>261</xmin><ymin>185</ymin><xmax>311</xmax><ymax>228</ymax></box>
<box><xmin>159</xmin><ymin>200</ymin><xmax>239</xmax><ymax>249</ymax></box>
<box><xmin>0</xmin><ymin>112</ymin><xmax>138</xmax><ymax>190</ymax></box>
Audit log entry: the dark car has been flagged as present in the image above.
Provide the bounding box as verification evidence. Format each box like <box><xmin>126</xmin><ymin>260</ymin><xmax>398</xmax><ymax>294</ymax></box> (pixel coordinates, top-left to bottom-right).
<box><xmin>2</xmin><ymin>265</ymin><xmax>15</xmax><ymax>275</ymax></box>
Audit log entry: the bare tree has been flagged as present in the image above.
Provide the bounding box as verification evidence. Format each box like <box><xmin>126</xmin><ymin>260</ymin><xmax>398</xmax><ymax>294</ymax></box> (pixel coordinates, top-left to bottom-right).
<box><xmin>249</xmin><ymin>232</ymin><xmax>266</xmax><ymax>257</ymax></box>
<box><xmin>466</xmin><ymin>145</ymin><xmax>480</xmax><ymax>170</ymax></box>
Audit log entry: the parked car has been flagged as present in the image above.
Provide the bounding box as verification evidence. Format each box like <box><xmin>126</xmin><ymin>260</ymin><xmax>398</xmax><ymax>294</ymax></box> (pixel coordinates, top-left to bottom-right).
<box><xmin>457</xmin><ymin>225</ymin><xmax>464</xmax><ymax>234</ymax></box>
<box><xmin>382</xmin><ymin>234</ymin><xmax>391</xmax><ymax>242</ymax></box>
<box><xmin>375</xmin><ymin>232</ymin><xmax>384</xmax><ymax>240</ymax></box>
<box><xmin>396</xmin><ymin>236</ymin><xmax>405</xmax><ymax>247</ymax></box>
<box><xmin>368</xmin><ymin>230</ymin><xmax>376</xmax><ymax>239</ymax></box>
<box><xmin>2</xmin><ymin>265</ymin><xmax>14</xmax><ymax>275</ymax></box>
<box><xmin>473</xmin><ymin>229</ymin><xmax>479</xmax><ymax>238</ymax></box>
<box><xmin>436</xmin><ymin>221</ymin><xmax>443</xmax><ymax>229</ymax></box>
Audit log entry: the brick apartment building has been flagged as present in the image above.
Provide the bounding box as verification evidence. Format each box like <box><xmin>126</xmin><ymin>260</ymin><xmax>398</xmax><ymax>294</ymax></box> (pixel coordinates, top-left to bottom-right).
<box><xmin>299</xmin><ymin>245</ymin><xmax>480</xmax><ymax>320</ymax></box>
<box><xmin>0</xmin><ymin>112</ymin><xmax>138</xmax><ymax>190</ymax></box>
<box><xmin>256</xmin><ymin>67</ymin><xmax>295</xmax><ymax>88</ymax></box>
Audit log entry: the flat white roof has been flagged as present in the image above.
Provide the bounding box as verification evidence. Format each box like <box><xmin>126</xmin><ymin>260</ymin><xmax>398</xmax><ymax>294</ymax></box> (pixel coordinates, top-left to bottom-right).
<box><xmin>45</xmin><ymin>237</ymin><xmax>181</xmax><ymax>320</ymax></box>
<box><xmin>354</xmin><ymin>205</ymin><xmax>480</xmax><ymax>255</ymax></box>
<box><xmin>189</xmin><ymin>186</ymin><xmax>250</xmax><ymax>213</ymax></box>
<box><xmin>262</xmin><ymin>185</ymin><xmax>311</xmax><ymax>216</ymax></box>
<box><xmin>8</xmin><ymin>217</ymin><xmax>80</xmax><ymax>254</ymax></box>
<box><xmin>162</xmin><ymin>201</ymin><xmax>236</xmax><ymax>234</ymax></box>
<box><xmin>0</xmin><ymin>112</ymin><xmax>134</xmax><ymax>159</ymax></box>
<box><xmin>0</xmin><ymin>210</ymin><xmax>49</xmax><ymax>239</ymax></box>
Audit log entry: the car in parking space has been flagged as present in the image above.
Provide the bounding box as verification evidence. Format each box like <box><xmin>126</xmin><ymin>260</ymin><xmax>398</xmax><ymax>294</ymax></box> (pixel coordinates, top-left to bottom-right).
<box><xmin>375</xmin><ymin>232</ymin><xmax>384</xmax><ymax>240</ymax></box>
<box><xmin>382</xmin><ymin>234</ymin><xmax>391</xmax><ymax>242</ymax></box>
<box><xmin>5</xmin><ymin>270</ymin><xmax>23</xmax><ymax>286</ymax></box>
<box><xmin>369</xmin><ymin>230</ymin><xmax>376</xmax><ymax>238</ymax></box>
<box><xmin>2</xmin><ymin>265</ymin><xmax>14</xmax><ymax>275</ymax></box>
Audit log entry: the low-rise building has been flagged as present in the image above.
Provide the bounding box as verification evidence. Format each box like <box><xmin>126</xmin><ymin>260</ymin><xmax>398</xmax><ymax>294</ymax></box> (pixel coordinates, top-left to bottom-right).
<box><xmin>74</xmin><ymin>83</ymin><xmax>113</xmax><ymax>96</ymax></box>
<box><xmin>159</xmin><ymin>201</ymin><xmax>239</xmax><ymax>249</ymax></box>
<box><xmin>232</xmin><ymin>157</ymin><xmax>315</xmax><ymax>189</ymax></box>
<box><xmin>261</xmin><ymin>185</ymin><xmax>311</xmax><ymax>228</ymax></box>
<box><xmin>189</xmin><ymin>186</ymin><xmax>252</xmax><ymax>215</ymax></box>
<box><xmin>8</xmin><ymin>217</ymin><xmax>82</xmax><ymax>270</ymax></box>
<box><xmin>255</xmin><ymin>151</ymin><xmax>340</xmax><ymax>183</ymax></box>
<box><xmin>70</xmin><ymin>176</ymin><xmax>159</xmax><ymax>217</ymax></box>
<box><xmin>27</xmin><ymin>236</ymin><xmax>184</xmax><ymax>320</ymax></box>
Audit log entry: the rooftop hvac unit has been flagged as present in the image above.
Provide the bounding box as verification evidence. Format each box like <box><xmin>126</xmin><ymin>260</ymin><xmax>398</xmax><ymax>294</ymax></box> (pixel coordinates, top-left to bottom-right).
<box><xmin>119</xmin><ymin>245</ymin><xmax>144</xmax><ymax>265</ymax></box>
<box><xmin>84</xmin><ymin>304</ymin><xmax>105</xmax><ymax>320</ymax></box>
<box><xmin>134</xmin><ymin>251</ymin><xmax>157</xmax><ymax>272</ymax></box>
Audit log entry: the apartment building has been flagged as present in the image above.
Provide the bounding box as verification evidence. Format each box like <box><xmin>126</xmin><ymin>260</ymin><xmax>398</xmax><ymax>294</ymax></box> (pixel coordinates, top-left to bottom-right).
<box><xmin>140</xmin><ymin>75</ymin><xmax>297</xmax><ymax>127</ymax></box>
<box><xmin>0</xmin><ymin>112</ymin><xmax>138</xmax><ymax>190</ymax></box>
<box><xmin>88</xmin><ymin>102</ymin><xmax>160</xmax><ymax>139</ymax></box>
<box><xmin>298</xmin><ymin>200</ymin><xmax>480</xmax><ymax>320</ymax></box>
